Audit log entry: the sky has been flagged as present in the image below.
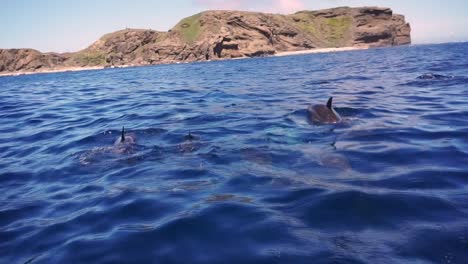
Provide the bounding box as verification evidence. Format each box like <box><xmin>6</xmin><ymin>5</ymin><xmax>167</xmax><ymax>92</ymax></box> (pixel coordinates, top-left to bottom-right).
<box><xmin>1</xmin><ymin>0</ymin><xmax>467</xmax><ymax>52</ymax></box>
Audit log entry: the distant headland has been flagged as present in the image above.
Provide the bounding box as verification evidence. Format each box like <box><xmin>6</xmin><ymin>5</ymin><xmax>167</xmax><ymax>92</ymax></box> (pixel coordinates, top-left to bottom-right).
<box><xmin>0</xmin><ymin>6</ymin><xmax>410</xmax><ymax>76</ymax></box>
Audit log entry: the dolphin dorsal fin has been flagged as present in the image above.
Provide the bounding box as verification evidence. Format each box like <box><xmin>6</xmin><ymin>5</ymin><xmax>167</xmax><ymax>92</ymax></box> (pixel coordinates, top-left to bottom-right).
<box><xmin>121</xmin><ymin>126</ymin><xmax>125</xmax><ymax>142</ymax></box>
<box><xmin>186</xmin><ymin>130</ymin><xmax>194</xmax><ymax>141</ymax></box>
<box><xmin>326</xmin><ymin>97</ymin><xmax>333</xmax><ymax>109</ymax></box>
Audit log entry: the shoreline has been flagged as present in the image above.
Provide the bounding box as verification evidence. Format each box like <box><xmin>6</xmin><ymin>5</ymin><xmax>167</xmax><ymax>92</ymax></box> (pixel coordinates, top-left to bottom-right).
<box><xmin>0</xmin><ymin>46</ymin><xmax>367</xmax><ymax>77</ymax></box>
<box><xmin>0</xmin><ymin>66</ymin><xmax>107</xmax><ymax>77</ymax></box>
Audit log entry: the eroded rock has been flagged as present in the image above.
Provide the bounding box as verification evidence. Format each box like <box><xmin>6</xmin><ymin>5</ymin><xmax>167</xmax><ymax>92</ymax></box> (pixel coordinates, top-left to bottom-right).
<box><xmin>0</xmin><ymin>6</ymin><xmax>411</xmax><ymax>74</ymax></box>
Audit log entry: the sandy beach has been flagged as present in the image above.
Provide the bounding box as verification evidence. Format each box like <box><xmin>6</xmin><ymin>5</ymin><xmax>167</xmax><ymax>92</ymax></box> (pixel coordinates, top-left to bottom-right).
<box><xmin>274</xmin><ymin>46</ymin><xmax>368</xmax><ymax>57</ymax></box>
<box><xmin>0</xmin><ymin>47</ymin><xmax>368</xmax><ymax>77</ymax></box>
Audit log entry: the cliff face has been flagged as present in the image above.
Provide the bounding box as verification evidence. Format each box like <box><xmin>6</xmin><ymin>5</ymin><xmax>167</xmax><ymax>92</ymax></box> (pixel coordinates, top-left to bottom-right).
<box><xmin>0</xmin><ymin>6</ymin><xmax>411</xmax><ymax>74</ymax></box>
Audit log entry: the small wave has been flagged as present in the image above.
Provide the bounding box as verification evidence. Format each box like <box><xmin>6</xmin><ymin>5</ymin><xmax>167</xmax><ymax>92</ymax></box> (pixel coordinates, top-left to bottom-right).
<box><xmin>349</xmin><ymin>169</ymin><xmax>467</xmax><ymax>190</ymax></box>
<box><xmin>270</xmin><ymin>190</ymin><xmax>464</xmax><ymax>230</ymax></box>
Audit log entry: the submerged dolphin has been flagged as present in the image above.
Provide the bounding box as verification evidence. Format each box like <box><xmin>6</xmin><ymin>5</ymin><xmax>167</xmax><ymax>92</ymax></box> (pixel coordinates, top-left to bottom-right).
<box><xmin>417</xmin><ymin>73</ymin><xmax>453</xmax><ymax>80</ymax></box>
<box><xmin>114</xmin><ymin>126</ymin><xmax>136</xmax><ymax>153</ymax></box>
<box><xmin>307</xmin><ymin>97</ymin><xmax>342</xmax><ymax>124</ymax></box>
<box><xmin>178</xmin><ymin>131</ymin><xmax>201</xmax><ymax>153</ymax></box>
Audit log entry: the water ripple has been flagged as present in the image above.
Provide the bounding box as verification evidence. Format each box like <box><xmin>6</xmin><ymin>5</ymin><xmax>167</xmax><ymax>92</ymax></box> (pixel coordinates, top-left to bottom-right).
<box><xmin>1</xmin><ymin>42</ymin><xmax>468</xmax><ymax>263</ymax></box>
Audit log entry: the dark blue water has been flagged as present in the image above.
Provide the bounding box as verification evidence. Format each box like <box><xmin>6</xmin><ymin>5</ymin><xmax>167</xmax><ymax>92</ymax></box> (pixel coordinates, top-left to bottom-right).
<box><xmin>1</xmin><ymin>42</ymin><xmax>468</xmax><ymax>264</ymax></box>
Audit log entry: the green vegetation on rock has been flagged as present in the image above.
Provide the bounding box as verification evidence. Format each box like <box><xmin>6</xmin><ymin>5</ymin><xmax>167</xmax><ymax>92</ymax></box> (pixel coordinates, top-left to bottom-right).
<box><xmin>174</xmin><ymin>13</ymin><xmax>202</xmax><ymax>43</ymax></box>
<box><xmin>324</xmin><ymin>16</ymin><xmax>352</xmax><ymax>45</ymax></box>
<box><xmin>290</xmin><ymin>12</ymin><xmax>318</xmax><ymax>35</ymax></box>
<box><xmin>73</xmin><ymin>51</ymin><xmax>106</xmax><ymax>66</ymax></box>
<box><xmin>290</xmin><ymin>12</ymin><xmax>353</xmax><ymax>47</ymax></box>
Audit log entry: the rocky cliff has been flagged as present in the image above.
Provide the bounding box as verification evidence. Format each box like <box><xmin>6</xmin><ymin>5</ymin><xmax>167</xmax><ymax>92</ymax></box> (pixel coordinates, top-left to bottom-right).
<box><xmin>0</xmin><ymin>6</ymin><xmax>410</xmax><ymax>74</ymax></box>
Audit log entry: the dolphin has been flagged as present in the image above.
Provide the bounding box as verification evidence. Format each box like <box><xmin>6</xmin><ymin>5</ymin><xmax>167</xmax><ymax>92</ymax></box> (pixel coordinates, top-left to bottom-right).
<box><xmin>114</xmin><ymin>126</ymin><xmax>136</xmax><ymax>153</ymax></box>
<box><xmin>307</xmin><ymin>97</ymin><xmax>342</xmax><ymax>124</ymax></box>
<box><xmin>78</xmin><ymin>127</ymin><xmax>138</xmax><ymax>164</ymax></box>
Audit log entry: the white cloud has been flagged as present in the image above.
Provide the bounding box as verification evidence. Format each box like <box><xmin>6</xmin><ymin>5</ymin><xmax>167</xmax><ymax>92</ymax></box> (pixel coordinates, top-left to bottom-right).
<box><xmin>193</xmin><ymin>0</ymin><xmax>305</xmax><ymax>13</ymax></box>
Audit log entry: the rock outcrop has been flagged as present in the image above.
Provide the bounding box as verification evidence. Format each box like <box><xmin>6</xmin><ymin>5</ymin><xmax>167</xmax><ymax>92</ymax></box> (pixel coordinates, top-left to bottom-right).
<box><xmin>0</xmin><ymin>6</ymin><xmax>411</xmax><ymax>74</ymax></box>
<box><xmin>0</xmin><ymin>49</ymin><xmax>66</xmax><ymax>72</ymax></box>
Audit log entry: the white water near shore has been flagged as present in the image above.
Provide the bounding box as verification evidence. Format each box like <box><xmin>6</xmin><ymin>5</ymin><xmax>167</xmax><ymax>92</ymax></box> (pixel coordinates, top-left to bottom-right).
<box><xmin>0</xmin><ymin>66</ymin><xmax>107</xmax><ymax>77</ymax></box>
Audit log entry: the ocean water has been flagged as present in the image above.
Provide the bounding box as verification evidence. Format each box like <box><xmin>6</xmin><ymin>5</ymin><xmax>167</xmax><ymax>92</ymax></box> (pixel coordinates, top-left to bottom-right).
<box><xmin>1</xmin><ymin>42</ymin><xmax>468</xmax><ymax>264</ymax></box>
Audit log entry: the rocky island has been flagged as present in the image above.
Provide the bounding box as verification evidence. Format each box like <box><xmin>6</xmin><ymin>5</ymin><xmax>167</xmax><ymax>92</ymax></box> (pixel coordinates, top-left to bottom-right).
<box><xmin>0</xmin><ymin>6</ymin><xmax>410</xmax><ymax>75</ymax></box>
